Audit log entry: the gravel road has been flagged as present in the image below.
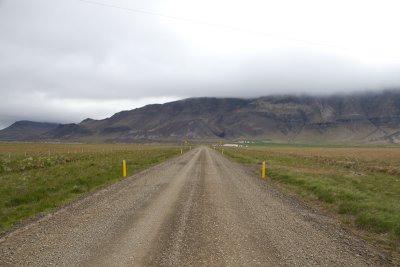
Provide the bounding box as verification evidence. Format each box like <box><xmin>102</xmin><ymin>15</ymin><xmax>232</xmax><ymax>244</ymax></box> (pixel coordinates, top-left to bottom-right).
<box><xmin>0</xmin><ymin>147</ymin><xmax>396</xmax><ymax>266</ymax></box>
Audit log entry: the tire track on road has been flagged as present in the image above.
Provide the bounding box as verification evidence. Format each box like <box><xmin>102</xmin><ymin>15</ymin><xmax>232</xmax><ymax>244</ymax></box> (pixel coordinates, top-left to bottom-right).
<box><xmin>81</xmin><ymin>149</ymin><xmax>202</xmax><ymax>266</ymax></box>
<box><xmin>0</xmin><ymin>146</ymin><xmax>396</xmax><ymax>266</ymax></box>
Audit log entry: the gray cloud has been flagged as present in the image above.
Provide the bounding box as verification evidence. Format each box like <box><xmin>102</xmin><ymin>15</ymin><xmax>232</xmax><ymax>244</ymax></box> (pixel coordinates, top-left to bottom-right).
<box><xmin>1</xmin><ymin>0</ymin><xmax>400</xmax><ymax>129</ymax></box>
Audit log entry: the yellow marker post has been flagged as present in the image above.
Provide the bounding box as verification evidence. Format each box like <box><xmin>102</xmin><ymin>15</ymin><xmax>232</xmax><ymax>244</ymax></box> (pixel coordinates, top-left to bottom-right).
<box><xmin>222</xmin><ymin>149</ymin><xmax>224</xmax><ymax>155</ymax></box>
<box><xmin>262</xmin><ymin>160</ymin><xmax>266</xmax><ymax>178</ymax></box>
<box><xmin>123</xmin><ymin>160</ymin><xmax>127</xmax><ymax>177</ymax></box>
<box><xmin>181</xmin><ymin>148</ymin><xmax>183</xmax><ymax>154</ymax></box>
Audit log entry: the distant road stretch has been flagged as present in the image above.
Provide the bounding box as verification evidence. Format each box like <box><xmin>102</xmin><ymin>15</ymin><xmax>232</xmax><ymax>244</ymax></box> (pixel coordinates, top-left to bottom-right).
<box><xmin>0</xmin><ymin>147</ymin><xmax>392</xmax><ymax>266</ymax></box>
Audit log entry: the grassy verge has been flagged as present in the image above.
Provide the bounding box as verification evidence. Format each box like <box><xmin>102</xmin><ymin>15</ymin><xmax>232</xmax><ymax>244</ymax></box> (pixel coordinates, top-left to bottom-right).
<box><xmin>223</xmin><ymin>146</ymin><xmax>400</xmax><ymax>256</ymax></box>
<box><xmin>0</xmin><ymin>144</ymin><xmax>183</xmax><ymax>232</ymax></box>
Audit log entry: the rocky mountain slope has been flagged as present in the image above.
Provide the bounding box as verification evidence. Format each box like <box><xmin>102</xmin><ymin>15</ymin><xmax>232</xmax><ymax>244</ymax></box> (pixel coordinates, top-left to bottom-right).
<box><xmin>46</xmin><ymin>91</ymin><xmax>400</xmax><ymax>143</ymax></box>
<box><xmin>0</xmin><ymin>121</ymin><xmax>59</xmax><ymax>141</ymax></box>
<box><xmin>2</xmin><ymin>91</ymin><xmax>400</xmax><ymax>143</ymax></box>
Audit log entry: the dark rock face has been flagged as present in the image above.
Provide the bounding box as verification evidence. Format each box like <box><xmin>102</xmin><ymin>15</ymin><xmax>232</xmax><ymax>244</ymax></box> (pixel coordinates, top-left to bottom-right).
<box><xmin>42</xmin><ymin>124</ymin><xmax>92</xmax><ymax>139</ymax></box>
<box><xmin>2</xmin><ymin>90</ymin><xmax>400</xmax><ymax>143</ymax></box>
<box><xmin>0</xmin><ymin>121</ymin><xmax>59</xmax><ymax>141</ymax></box>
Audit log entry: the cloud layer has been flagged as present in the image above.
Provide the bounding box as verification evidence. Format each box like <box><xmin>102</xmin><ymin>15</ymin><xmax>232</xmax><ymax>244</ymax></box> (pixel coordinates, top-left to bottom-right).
<box><xmin>1</xmin><ymin>0</ymin><xmax>400</xmax><ymax>128</ymax></box>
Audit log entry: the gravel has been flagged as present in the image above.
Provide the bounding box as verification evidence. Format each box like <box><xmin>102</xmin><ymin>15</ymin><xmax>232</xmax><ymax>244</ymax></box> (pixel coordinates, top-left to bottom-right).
<box><xmin>0</xmin><ymin>147</ymin><xmax>397</xmax><ymax>266</ymax></box>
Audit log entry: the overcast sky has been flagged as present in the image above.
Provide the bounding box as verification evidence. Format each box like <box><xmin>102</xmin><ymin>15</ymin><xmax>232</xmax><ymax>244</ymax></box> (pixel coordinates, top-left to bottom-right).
<box><xmin>1</xmin><ymin>0</ymin><xmax>400</xmax><ymax>129</ymax></box>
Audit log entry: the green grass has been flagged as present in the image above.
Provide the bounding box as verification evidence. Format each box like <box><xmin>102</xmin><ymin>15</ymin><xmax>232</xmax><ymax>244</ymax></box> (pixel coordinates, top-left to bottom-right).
<box><xmin>223</xmin><ymin>146</ymin><xmax>400</xmax><ymax>254</ymax></box>
<box><xmin>0</xmin><ymin>144</ymin><xmax>182</xmax><ymax>232</ymax></box>
<box><xmin>232</xmin><ymin>140</ymin><xmax>400</xmax><ymax>149</ymax></box>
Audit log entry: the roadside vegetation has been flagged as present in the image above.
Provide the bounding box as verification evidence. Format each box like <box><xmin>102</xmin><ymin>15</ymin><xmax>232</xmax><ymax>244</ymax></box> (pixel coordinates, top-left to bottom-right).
<box><xmin>223</xmin><ymin>145</ymin><xmax>400</xmax><ymax>255</ymax></box>
<box><xmin>0</xmin><ymin>143</ymin><xmax>183</xmax><ymax>232</ymax></box>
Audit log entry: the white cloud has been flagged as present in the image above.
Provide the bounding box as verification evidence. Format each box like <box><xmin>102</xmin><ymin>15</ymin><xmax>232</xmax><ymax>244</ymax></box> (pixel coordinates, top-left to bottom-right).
<box><xmin>0</xmin><ymin>0</ymin><xmax>400</xmax><ymax>129</ymax></box>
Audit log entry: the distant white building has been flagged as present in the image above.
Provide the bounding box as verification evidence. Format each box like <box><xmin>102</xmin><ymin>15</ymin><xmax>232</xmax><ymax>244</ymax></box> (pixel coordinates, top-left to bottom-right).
<box><xmin>222</xmin><ymin>144</ymin><xmax>239</xmax><ymax>147</ymax></box>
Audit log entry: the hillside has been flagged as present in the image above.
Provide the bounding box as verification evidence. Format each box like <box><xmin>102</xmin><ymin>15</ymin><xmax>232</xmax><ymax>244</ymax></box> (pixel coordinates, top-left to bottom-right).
<box><xmin>40</xmin><ymin>90</ymin><xmax>400</xmax><ymax>144</ymax></box>
<box><xmin>0</xmin><ymin>121</ymin><xmax>59</xmax><ymax>141</ymax></box>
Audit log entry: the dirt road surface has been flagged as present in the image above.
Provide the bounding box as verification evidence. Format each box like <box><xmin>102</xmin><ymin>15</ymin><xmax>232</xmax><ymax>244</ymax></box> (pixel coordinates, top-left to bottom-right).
<box><xmin>0</xmin><ymin>147</ymin><xmax>396</xmax><ymax>266</ymax></box>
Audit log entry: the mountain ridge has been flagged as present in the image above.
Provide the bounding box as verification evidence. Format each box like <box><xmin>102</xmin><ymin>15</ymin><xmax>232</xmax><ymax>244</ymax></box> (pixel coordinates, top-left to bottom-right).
<box><xmin>1</xmin><ymin>91</ymin><xmax>400</xmax><ymax>144</ymax></box>
<box><xmin>0</xmin><ymin>121</ymin><xmax>59</xmax><ymax>141</ymax></box>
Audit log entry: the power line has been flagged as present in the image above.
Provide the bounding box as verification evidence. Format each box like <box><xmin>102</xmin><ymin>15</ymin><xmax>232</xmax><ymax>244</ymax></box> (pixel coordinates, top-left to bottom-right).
<box><xmin>79</xmin><ymin>0</ymin><xmax>335</xmax><ymax>47</ymax></box>
<box><xmin>79</xmin><ymin>0</ymin><xmax>399</xmax><ymax>60</ymax></box>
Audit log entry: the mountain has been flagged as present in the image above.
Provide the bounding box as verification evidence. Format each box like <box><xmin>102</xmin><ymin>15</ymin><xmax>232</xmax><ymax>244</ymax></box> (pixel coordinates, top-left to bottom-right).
<box><xmin>41</xmin><ymin>90</ymin><xmax>400</xmax><ymax>144</ymax></box>
<box><xmin>0</xmin><ymin>121</ymin><xmax>59</xmax><ymax>141</ymax></box>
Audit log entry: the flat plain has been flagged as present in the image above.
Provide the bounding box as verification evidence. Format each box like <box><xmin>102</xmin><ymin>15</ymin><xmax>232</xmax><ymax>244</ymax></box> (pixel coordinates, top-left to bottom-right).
<box><xmin>1</xmin><ymin>147</ymin><xmax>396</xmax><ymax>266</ymax></box>
<box><xmin>0</xmin><ymin>143</ymin><xmax>181</xmax><ymax>232</ymax></box>
<box><xmin>224</xmin><ymin>145</ymin><xmax>400</xmax><ymax>259</ymax></box>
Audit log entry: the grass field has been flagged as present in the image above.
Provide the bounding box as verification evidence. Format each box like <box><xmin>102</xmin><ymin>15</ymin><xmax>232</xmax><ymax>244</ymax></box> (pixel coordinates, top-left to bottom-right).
<box><xmin>0</xmin><ymin>143</ymin><xmax>183</xmax><ymax>233</ymax></box>
<box><xmin>223</xmin><ymin>146</ymin><xmax>400</xmax><ymax>255</ymax></box>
